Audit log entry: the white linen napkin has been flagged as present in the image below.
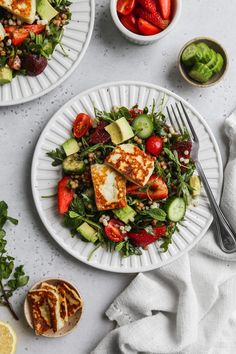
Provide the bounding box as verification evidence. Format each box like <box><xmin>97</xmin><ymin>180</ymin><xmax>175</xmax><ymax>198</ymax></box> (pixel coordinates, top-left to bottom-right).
<box><xmin>92</xmin><ymin>113</ymin><xmax>236</xmax><ymax>354</ymax></box>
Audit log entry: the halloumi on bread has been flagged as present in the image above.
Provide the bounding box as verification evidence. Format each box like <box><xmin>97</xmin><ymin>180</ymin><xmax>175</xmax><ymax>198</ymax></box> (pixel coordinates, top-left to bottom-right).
<box><xmin>91</xmin><ymin>164</ymin><xmax>127</xmax><ymax>211</ymax></box>
<box><xmin>0</xmin><ymin>0</ymin><xmax>36</xmax><ymax>24</ymax></box>
<box><xmin>106</xmin><ymin>144</ymin><xmax>154</xmax><ymax>187</ymax></box>
<box><xmin>28</xmin><ymin>289</ymin><xmax>52</xmax><ymax>335</ymax></box>
<box><xmin>57</xmin><ymin>282</ymin><xmax>82</xmax><ymax>317</ymax></box>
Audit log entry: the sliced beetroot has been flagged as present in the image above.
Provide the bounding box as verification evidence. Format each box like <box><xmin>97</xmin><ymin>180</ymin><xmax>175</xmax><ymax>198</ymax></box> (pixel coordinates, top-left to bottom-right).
<box><xmin>172</xmin><ymin>141</ymin><xmax>192</xmax><ymax>159</ymax></box>
<box><xmin>22</xmin><ymin>54</ymin><xmax>47</xmax><ymax>76</ymax></box>
<box><xmin>88</xmin><ymin>122</ymin><xmax>111</xmax><ymax>145</ymax></box>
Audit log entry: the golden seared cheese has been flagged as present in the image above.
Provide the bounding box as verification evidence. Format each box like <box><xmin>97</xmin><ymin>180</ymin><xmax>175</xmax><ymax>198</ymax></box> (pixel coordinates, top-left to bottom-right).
<box><xmin>91</xmin><ymin>164</ymin><xmax>127</xmax><ymax>211</ymax></box>
<box><xmin>105</xmin><ymin>144</ymin><xmax>154</xmax><ymax>187</ymax></box>
<box><xmin>28</xmin><ymin>289</ymin><xmax>52</xmax><ymax>335</ymax></box>
<box><xmin>0</xmin><ymin>0</ymin><xmax>36</xmax><ymax>24</ymax></box>
<box><xmin>41</xmin><ymin>282</ymin><xmax>68</xmax><ymax>325</ymax></box>
<box><xmin>57</xmin><ymin>282</ymin><xmax>82</xmax><ymax>317</ymax></box>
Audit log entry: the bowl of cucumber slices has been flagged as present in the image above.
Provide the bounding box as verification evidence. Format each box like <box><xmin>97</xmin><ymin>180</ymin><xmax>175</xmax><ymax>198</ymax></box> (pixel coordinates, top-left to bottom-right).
<box><xmin>178</xmin><ymin>37</ymin><xmax>228</xmax><ymax>87</ymax></box>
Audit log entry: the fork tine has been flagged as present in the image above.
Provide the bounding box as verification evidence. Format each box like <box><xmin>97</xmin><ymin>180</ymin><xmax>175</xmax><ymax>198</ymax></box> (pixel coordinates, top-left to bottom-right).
<box><xmin>180</xmin><ymin>101</ymin><xmax>198</xmax><ymax>142</ymax></box>
<box><xmin>175</xmin><ymin>103</ymin><xmax>189</xmax><ymax>136</ymax></box>
<box><xmin>166</xmin><ymin>106</ymin><xmax>177</xmax><ymax>132</ymax></box>
<box><xmin>171</xmin><ymin>104</ymin><xmax>183</xmax><ymax>134</ymax></box>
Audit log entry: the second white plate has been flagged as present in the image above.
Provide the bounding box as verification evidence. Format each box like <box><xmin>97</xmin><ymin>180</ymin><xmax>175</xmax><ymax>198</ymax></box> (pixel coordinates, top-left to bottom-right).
<box><xmin>31</xmin><ymin>81</ymin><xmax>223</xmax><ymax>273</ymax></box>
<box><xmin>0</xmin><ymin>0</ymin><xmax>95</xmax><ymax>106</ymax></box>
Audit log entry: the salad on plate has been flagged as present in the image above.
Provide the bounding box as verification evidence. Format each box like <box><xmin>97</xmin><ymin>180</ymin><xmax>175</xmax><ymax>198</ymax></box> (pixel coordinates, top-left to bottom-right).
<box><xmin>0</xmin><ymin>0</ymin><xmax>71</xmax><ymax>85</ymax></box>
<box><xmin>47</xmin><ymin>102</ymin><xmax>201</xmax><ymax>258</ymax></box>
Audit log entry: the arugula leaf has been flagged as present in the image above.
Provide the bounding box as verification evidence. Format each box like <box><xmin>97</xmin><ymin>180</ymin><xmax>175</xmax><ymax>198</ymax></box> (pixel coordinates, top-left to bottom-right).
<box><xmin>47</xmin><ymin>146</ymin><xmax>66</xmax><ymax>166</ymax></box>
<box><xmin>70</xmin><ymin>197</ymin><xmax>85</xmax><ymax>216</ymax></box>
<box><xmin>0</xmin><ymin>201</ymin><xmax>29</xmax><ymax>320</ymax></box>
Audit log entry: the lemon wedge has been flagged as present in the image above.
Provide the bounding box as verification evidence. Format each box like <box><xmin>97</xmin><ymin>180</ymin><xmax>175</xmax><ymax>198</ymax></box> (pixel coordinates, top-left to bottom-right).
<box><xmin>0</xmin><ymin>321</ymin><xmax>17</xmax><ymax>354</ymax></box>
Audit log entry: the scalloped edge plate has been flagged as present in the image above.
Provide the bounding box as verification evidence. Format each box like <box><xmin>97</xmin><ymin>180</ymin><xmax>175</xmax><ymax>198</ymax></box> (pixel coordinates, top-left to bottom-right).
<box><xmin>31</xmin><ymin>81</ymin><xmax>223</xmax><ymax>273</ymax></box>
<box><xmin>0</xmin><ymin>0</ymin><xmax>95</xmax><ymax>106</ymax></box>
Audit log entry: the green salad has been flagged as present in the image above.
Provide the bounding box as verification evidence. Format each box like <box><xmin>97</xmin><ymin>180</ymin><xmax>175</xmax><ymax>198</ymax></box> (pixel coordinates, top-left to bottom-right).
<box><xmin>47</xmin><ymin>102</ymin><xmax>201</xmax><ymax>258</ymax></box>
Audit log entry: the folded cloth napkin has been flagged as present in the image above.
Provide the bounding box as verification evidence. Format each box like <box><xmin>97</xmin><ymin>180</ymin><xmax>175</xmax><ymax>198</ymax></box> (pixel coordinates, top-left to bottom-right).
<box><xmin>92</xmin><ymin>113</ymin><xmax>236</xmax><ymax>354</ymax></box>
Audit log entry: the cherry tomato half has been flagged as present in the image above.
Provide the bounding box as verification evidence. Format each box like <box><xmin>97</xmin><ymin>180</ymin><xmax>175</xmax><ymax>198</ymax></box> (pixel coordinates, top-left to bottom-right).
<box><xmin>117</xmin><ymin>0</ymin><xmax>136</xmax><ymax>16</ymax></box>
<box><xmin>146</xmin><ymin>135</ymin><xmax>163</xmax><ymax>156</ymax></box>
<box><xmin>120</xmin><ymin>13</ymin><xmax>139</xmax><ymax>34</ymax></box>
<box><xmin>104</xmin><ymin>219</ymin><xmax>126</xmax><ymax>242</ymax></box>
<box><xmin>138</xmin><ymin>18</ymin><xmax>162</xmax><ymax>36</ymax></box>
<box><xmin>73</xmin><ymin>113</ymin><xmax>91</xmax><ymax>139</ymax></box>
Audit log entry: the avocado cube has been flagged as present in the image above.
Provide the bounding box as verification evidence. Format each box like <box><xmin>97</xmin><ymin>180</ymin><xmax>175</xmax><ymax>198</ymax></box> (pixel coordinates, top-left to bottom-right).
<box><xmin>0</xmin><ymin>67</ymin><xmax>13</xmax><ymax>85</ymax></box>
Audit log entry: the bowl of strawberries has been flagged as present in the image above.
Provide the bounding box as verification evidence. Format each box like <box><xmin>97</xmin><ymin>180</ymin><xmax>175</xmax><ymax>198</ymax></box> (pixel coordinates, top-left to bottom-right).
<box><xmin>110</xmin><ymin>0</ymin><xmax>182</xmax><ymax>45</ymax></box>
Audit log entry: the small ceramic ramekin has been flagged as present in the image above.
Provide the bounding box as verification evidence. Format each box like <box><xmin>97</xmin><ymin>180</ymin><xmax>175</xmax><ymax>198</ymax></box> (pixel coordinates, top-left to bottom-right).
<box><xmin>110</xmin><ymin>0</ymin><xmax>182</xmax><ymax>45</ymax></box>
<box><xmin>178</xmin><ymin>37</ymin><xmax>228</xmax><ymax>87</ymax></box>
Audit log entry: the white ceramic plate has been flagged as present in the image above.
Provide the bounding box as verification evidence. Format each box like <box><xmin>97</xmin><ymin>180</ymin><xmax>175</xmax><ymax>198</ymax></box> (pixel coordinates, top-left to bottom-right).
<box><xmin>0</xmin><ymin>0</ymin><xmax>95</xmax><ymax>106</ymax></box>
<box><xmin>31</xmin><ymin>81</ymin><xmax>223</xmax><ymax>273</ymax></box>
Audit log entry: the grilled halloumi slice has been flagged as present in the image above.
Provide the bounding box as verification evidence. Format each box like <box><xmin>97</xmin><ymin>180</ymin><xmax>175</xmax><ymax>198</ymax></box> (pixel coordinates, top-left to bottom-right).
<box><xmin>0</xmin><ymin>0</ymin><xmax>36</xmax><ymax>24</ymax></box>
<box><xmin>28</xmin><ymin>289</ymin><xmax>52</xmax><ymax>335</ymax></box>
<box><xmin>41</xmin><ymin>282</ymin><xmax>68</xmax><ymax>324</ymax></box>
<box><xmin>57</xmin><ymin>282</ymin><xmax>82</xmax><ymax>317</ymax></box>
<box><xmin>105</xmin><ymin>144</ymin><xmax>154</xmax><ymax>186</ymax></box>
<box><xmin>91</xmin><ymin>164</ymin><xmax>127</xmax><ymax>211</ymax></box>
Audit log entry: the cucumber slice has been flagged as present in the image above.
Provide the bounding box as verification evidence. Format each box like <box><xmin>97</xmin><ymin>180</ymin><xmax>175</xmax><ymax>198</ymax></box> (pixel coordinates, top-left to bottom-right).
<box><xmin>211</xmin><ymin>53</ymin><xmax>224</xmax><ymax>74</ymax></box>
<box><xmin>197</xmin><ymin>42</ymin><xmax>212</xmax><ymax>63</ymax></box>
<box><xmin>132</xmin><ymin>114</ymin><xmax>154</xmax><ymax>139</ymax></box>
<box><xmin>166</xmin><ymin>197</ymin><xmax>186</xmax><ymax>222</ymax></box>
<box><xmin>206</xmin><ymin>49</ymin><xmax>217</xmax><ymax>69</ymax></box>
<box><xmin>181</xmin><ymin>44</ymin><xmax>202</xmax><ymax>67</ymax></box>
<box><xmin>189</xmin><ymin>62</ymin><xmax>213</xmax><ymax>83</ymax></box>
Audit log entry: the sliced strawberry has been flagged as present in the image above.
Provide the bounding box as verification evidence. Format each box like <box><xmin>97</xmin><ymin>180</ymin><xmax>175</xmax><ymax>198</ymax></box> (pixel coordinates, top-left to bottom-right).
<box><xmin>129</xmin><ymin>108</ymin><xmax>143</xmax><ymax>118</ymax></box>
<box><xmin>172</xmin><ymin>141</ymin><xmax>192</xmax><ymax>160</ymax></box>
<box><xmin>127</xmin><ymin>175</ymin><xmax>168</xmax><ymax>200</ymax></box>
<box><xmin>137</xmin><ymin>0</ymin><xmax>157</xmax><ymax>14</ymax></box>
<box><xmin>134</xmin><ymin>7</ymin><xmax>169</xmax><ymax>29</ymax></box>
<box><xmin>128</xmin><ymin>225</ymin><xmax>167</xmax><ymax>247</ymax></box>
<box><xmin>57</xmin><ymin>176</ymin><xmax>75</xmax><ymax>215</ymax></box>
<box><xmin>8</xmin><ymin>55</ymin><xmax>21</xmax><ymax>70</ymax></box>
<box><xmin>159</xmin><ymin>0</ymin><xmax>171</xmax><ymax>20</ymax></box>
<box><xmin>88</xmin><ymin>122</ymin><xmax>111</xmax><ymax>145</ymax></box>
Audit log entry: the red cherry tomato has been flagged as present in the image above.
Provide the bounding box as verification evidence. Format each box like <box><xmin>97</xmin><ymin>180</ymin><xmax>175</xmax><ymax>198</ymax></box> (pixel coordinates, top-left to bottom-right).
<box><xmin>146</xmin><ymin>135</ymin><xmax>163</xmax><ymax>156</ymax></box>
<box><xmin>73</xmin><ymin>113</ymin><xmax>91</xmax><ymax>139</ymax></box>
<box><xmin>117</xmin><ymin>0</ymin><xmax>136</xmax><ymax>15</ymax></box>
<box><xmin>104</xmin><ymin>219</ymin><xmax>126</xmax><ymax>242</ymax></box>
<box><xmin>120</xmin><ymin>13</ymin><xmax>139</xmax><ymax>34</ymax></box>
<box><xmin>138</xmin><ymin>18</ymin><xmax>162</xmax><ymax>35</ymax></box>
<box><xmin>11</xmin><ymin>28</ymin><xmax>29</xmax><ymax>46</ymax></box>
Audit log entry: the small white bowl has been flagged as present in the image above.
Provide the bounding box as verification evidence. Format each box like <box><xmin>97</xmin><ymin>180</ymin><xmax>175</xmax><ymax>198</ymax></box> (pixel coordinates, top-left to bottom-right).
<box><xmin>24</xmin><ymin>278</ymin><xmax>83</xmax><ymax>338</ymax></box>
<box><xmin>110</xmin><ymin>0</ymin><xmax>182</xmax><ymax>45</ymax></box>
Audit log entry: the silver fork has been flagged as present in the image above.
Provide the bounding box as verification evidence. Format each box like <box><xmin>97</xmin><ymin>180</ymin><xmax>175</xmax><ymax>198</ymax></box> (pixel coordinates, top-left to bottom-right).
<box><xmin>166</xmin><ymin>102</ymin><xmax>236</xmax><ymax>253</ymax></box>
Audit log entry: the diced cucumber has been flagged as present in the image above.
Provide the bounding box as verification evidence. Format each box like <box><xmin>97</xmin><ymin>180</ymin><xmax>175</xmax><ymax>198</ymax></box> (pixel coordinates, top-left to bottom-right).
<box><xmin>181</xmin><ymin>44</ymin><xmax>202</xmax><ymax>67</ymax></box>
<box><xmin>113</xmin><ymin>205</ymin><xmax>136</xmax><ymax>224</ymax></box>
<box><xmin>132</xmin><ymin>114</ymin><xmax>154</xmax><ymax>139</ymax></box>
<box><xmin>77</xmin><ymin>222</ymin><xmax>98</xmax><ymax>243</ymax></box>
<box><xmin>62</xmin><ymin>138</ymin><xmax>79</xmax><ymax>156</ymax></box>
<box><xmin>166</xmin><ymin>197</ymin><xmax>186</xmax><ymax>222</ymax></box>
<box><xmin>62</xmin><ymin>154</ymin><xmax>85</xmax><ymax>175</ymax></box>
<box><xmin>206</xmin><ymin>49</ymin><xmax>217</xmax><ymax>69</ymax></box>
<box><xmin>197</xmin><ymin>42</ymin><xmax>212</xmax><ymax>63</ymax></box>
<box><xmin>211</xmin><ymin>53</ymin><xmax>224</xmax><ymax>74</ymax></box>
<box><xmin>189</xmin><ymin>63</ymin><xmax>213</xmax><ymax>83</ymax></box>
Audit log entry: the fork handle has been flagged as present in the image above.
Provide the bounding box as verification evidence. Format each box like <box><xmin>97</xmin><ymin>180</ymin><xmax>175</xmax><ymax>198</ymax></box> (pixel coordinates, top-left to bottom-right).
<box><xmin>196</xmin><ymin>161</ymin><xmax>236</xmax><ymax>253</ymax></box>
